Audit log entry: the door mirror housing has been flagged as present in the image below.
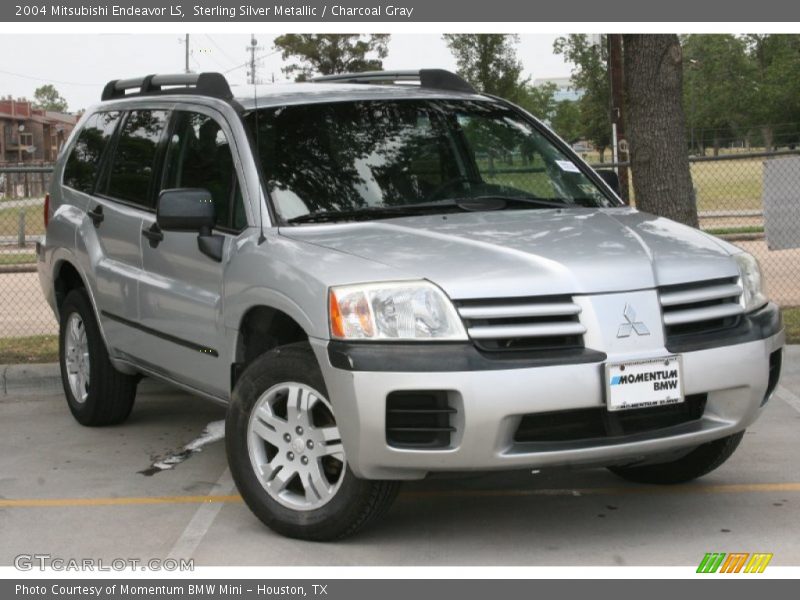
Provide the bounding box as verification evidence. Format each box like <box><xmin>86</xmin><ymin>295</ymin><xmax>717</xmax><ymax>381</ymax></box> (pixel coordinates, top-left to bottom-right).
<box><xmin>596</xmin><ymin>169</ymin><xmax>622</xmax><ymax>197</ymax></box>
<box><xmin>156</xmin><ymin>188</ymin><xmax>224</xmax><ymax>262</ymax></box>
<box><xmin>157</xmin><ymin>188</ymin><xmax>216</xmax><ymax>233</ymax></box>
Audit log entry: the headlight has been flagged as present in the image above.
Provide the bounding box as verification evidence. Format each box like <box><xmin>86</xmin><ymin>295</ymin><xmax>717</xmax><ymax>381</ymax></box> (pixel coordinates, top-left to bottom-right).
<box><xmin>329</xmin><ymin>281</ymin><xmax>467</xmax><ymax>341</ymax></box>
<box><xmin>735</xmin><ymin>253</ymin><xmax>767</xmax><ymax>312</ymax></box>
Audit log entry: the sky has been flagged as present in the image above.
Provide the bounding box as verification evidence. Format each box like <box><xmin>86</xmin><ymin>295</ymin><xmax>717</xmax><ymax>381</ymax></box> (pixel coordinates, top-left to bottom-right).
<box><xmin>0</xmin><ymin>34</ymin><xmax>572</xmax><ymax>112</ymax></box>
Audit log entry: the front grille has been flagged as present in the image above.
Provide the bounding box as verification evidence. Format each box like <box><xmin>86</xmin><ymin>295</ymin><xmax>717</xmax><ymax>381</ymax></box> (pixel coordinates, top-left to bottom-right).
<box><xmin>659</xmin><ymin>278</ymin><xmax>743</xmax><ymax>339</ymax></box>
<box><xmin>514</xmin><ymin>394</ymin><xmax>707</xmax><ymax>444</ymax></box>
<box><xmin>455</xmin><ymin>295</ymin><xmax>585</xmax><ymax>352</ymax></box>
<box><xmin>385</xmin><ymin>391</ymin><xmax>456</xmax><ymax>449</ymax></box>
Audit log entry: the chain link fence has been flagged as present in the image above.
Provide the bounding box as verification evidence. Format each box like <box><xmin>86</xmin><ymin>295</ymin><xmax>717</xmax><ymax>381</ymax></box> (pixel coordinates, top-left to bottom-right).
<box><xmin>1</xmin><ymin>151</ymin><xmax>799</xmax><ymax>356</ymax></box>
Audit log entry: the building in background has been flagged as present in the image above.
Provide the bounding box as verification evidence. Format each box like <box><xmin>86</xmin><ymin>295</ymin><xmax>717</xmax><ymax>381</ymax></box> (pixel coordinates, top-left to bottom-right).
<box><xmin>532</xmin><ymin>77</ymin><xmax>583</xmax><ymax>102</ymax></box>
<box><xmin>0</xmin><ymin>97</ymin><xmax>78</xmax><ymax>164</ymax></box>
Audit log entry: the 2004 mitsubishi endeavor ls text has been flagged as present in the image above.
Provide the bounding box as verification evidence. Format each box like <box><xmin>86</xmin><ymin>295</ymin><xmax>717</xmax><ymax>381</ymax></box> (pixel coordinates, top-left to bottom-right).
<box><xmin>37</xmin><ymin>70</ymin><xmax>784</xmax><ymax>540</ymax></box>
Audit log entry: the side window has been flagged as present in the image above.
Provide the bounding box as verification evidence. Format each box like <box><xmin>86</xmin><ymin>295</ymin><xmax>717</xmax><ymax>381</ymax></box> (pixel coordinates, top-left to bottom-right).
<box><xmin>105</xmin><ymin>110</ymin><xmax>169</xmax><ymax>207</ymax></box>
<box><xmin>162</xmin><ymin>111</ymin><xmax>245</xmax><ymax>230</ymax></box>
<box><xmin>63</xmin><ymin>111</ymin><xmax>121</xmax><ymax>193</ymax></box>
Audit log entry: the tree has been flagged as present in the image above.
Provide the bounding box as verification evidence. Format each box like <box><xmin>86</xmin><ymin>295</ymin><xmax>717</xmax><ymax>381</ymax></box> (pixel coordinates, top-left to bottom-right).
<box><xmin>443</xmin><ymin>34</ymin><xmax>528</xmax><ymax>102</ymax></box>
<box><xmin>517</xmin><ymin>82</ymin><xmax>558</xmax><ymax>122</ymax></box>
<box><xmin>553</xmin><ymin>34</ymin><xmax>611</xmax><ymax>160</ymax></box>
<box><xmin>551</xmin><ymin>100</ymin><xmax>582</xmax><ymax>144</ymax></box>
<box><xmin>623</xmin><ymin>35</ymin><xmax>697</xmax><ymax>228</ymax></box>
<box><xmin>33</xmin><ymin>84</ymin><xmax>68</xmax><ymax>112</ymax></box>
<box><xmin>681</xmin><ymin>35</ymin><xmax>751</xmax><ymax>155</ymax></box>
<box><xmin>273</xmin><ymin>34</ymin><xmax>390</xmax><ymax>81</ymax></box>
<box><xmin>742</xmin><ymin>35</ymin><xmax>800</xmax><ymax>150</ymax></box>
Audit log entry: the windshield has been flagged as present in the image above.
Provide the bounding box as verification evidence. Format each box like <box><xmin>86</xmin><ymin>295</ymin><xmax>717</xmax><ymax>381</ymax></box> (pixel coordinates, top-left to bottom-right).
<box><xmin>245</xmin><ymin>99</ymin><xmax>616</xmax><ymax>223</ymax></box>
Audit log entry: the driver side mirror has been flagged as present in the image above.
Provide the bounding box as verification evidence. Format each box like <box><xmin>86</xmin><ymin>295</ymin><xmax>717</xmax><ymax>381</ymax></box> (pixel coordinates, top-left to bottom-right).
<box><xmin>156</xmin><ymin>188</ymin><xmax>224</xmax><ymax>262</ymax></box>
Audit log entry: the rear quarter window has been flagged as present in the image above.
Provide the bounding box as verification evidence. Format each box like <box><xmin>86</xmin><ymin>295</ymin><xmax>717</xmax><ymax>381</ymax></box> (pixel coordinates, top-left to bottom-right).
<box><xmin>63</xmin><ymin>111</ymin><xmax>122</xmax><ymax>194</ymax></box>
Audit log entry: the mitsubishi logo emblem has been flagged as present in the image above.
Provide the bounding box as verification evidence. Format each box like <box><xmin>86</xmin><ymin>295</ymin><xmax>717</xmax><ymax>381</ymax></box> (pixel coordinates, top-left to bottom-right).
<box><xmin>617</xmin><ymin>303</ymin><xmax>650</xmax><ymax>338</ymax></box>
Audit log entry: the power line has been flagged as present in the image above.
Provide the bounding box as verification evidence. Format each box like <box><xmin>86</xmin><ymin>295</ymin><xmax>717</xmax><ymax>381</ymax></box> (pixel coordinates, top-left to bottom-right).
<box><xmin>0</xmin><ymin>68</ymin><xmax>99</xmax><ymax>87</ymax></box>
<box><xmin>224</xmin><ymin>49</ymin><xmax>281</xmax><ymax>74</ymax></box>
<box><xmin>204</xmin><ymin>35</ymin><xmax>240</xmax><ymax>69</ymax></box>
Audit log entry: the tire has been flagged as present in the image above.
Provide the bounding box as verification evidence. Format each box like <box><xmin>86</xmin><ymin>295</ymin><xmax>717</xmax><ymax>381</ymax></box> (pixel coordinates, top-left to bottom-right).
<box><xmin>226</xmin><ymin>342</ymin><xmax>400</xmax><ymax>541</ymax></box>
<box><xmin>58</xmin><ymin>288</ymin><xmax>138</xmax><ymax>426</ymax></box>
<box><xmin>608</xmin><ymin>431</ymin><xmax>745</xmax><ymax>484</ymax></box>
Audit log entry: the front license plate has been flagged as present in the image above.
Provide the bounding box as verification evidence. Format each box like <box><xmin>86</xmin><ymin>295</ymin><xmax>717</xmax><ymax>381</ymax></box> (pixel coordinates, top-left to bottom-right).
<box><xmin>605</xmin><ymin>356</ymin><xmax>683</xmax><ymax>412</ymax></box>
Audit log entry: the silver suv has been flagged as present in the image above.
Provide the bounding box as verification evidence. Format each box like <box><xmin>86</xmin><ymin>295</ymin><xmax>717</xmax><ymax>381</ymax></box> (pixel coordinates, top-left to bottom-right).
<box><xmin>38</xmin><ymin>70</ymin><xmax>784</xmax><ymax>540</ymax></box>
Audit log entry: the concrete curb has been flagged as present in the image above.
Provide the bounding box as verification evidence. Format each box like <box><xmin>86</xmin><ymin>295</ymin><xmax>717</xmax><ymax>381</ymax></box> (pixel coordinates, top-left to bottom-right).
<box><xmin>1</xmin><ymin>362</ymin><xmax>173</xmax><ymax>398</ymax></box>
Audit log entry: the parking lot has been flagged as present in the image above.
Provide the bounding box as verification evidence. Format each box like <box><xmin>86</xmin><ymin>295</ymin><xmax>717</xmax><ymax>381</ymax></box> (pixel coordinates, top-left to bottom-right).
<box><xmin>1</xmin><ymin>347</ymin><xmax>799</xmax><ymax>567</ymax></box>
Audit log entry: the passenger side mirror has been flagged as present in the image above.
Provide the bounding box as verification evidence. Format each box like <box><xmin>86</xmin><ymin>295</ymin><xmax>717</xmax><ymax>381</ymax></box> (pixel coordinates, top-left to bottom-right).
<box><xmin>596</xmin><ymin>169</ymin><xmax>621</xmax><ymax>196</ymax></box>
<box><xmin>156</xmin><ymin>188</ymin><xmax>224</xmax><ymax>262</ymax></box>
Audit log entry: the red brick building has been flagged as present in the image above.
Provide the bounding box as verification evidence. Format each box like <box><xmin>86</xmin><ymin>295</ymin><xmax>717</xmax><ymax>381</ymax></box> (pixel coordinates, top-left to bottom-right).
<box><xmin>0</xmin><ymin>97</ymin><xmax>78</xmax><ymax>164</ymax></box>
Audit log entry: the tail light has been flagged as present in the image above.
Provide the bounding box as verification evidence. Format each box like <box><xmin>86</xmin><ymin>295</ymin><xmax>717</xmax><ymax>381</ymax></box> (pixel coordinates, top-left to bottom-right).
<box><xmin>43</xmin><ymin>193</ymin><xmax>50</xmax><ymax>228</ymax></box>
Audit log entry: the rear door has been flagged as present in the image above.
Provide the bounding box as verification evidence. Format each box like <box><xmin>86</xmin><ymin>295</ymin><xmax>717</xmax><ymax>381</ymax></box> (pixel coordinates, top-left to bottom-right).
<box><xmin>134</xmin><ymin>106</ymin><xmax>249</xmax><ymax>397</ymax></box>
<box><xmin>68</xmin><ymin>109</ymin><xmax>170</xmax><ymax>358</ymax></box>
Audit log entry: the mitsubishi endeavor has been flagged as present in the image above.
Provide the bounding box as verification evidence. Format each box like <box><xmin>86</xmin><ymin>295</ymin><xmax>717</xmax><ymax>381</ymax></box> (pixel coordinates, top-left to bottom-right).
<box><xmin>37</xmin><ymin>70</ymin><xmax>784</xmax><ymax>540</ymax></box>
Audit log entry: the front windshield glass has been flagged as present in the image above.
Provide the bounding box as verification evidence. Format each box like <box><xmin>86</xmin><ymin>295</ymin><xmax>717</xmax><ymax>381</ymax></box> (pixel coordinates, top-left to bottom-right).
<box><xmin>245</xmin><ymin>99</ymin><xmax>615</xmax><ymax>222</ymax></box>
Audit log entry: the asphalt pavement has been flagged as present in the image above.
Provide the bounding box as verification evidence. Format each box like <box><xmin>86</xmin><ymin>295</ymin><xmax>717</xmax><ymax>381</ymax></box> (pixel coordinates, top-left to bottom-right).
<box><xmin>1</xmin><ymin>347</ymin><xmax>799</xmax><ymax>567</ymax></box>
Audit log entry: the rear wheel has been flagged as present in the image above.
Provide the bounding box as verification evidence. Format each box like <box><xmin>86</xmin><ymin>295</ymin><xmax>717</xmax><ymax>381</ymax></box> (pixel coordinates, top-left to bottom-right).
<box><xmin>226</xmin><ymin>342</ymin><xmax>400</xmax><ymax>540</ymax></box>
<box><xmin>58</xmin><ymin>288</ymin><xmax>138</xmax><ymax>426</ymax></box>
<box><xmin>608</xmin><ymin>431</ymin><xmax>745</xmax><ymax>484</ymax></box>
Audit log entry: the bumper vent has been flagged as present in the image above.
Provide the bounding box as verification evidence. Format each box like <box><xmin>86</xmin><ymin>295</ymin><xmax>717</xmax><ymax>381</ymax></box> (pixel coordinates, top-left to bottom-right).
<box><xmin>659</xmin><ymin>278</ymin><xmax>743</xmax><ymax>339</ymax></box>
<box><xmin>456</xmin><ymin>295</ymin><xmax>585</xmax><ymax>352</ymax></box>
<box><xmin>386</xmin><ymin>391</ymin><xmax>456</xmax><ymax>449</ymax></box>
<box><xmin>514</xmin><ymin>394</ymin><xmax>708</xmax><ymax>444</ymax></box>
<box><xmin>763</xmin><ymin>349</ymin><xmax>782</xmax><ymax>406</ymax></box>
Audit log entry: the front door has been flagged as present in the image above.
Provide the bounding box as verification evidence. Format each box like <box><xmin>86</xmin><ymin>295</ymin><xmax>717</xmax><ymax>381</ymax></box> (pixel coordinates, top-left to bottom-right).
<box><xmin>135</xmin><ymin>108</ymin><xmax>248</xmax><ymax>398</ymax></box>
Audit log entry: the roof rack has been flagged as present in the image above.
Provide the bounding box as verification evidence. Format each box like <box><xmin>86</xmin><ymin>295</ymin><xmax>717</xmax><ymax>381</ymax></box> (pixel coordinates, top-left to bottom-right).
<box><xmin>311</xmin><ymin>69</ymin><xmax>476</xmax><ymax>94</ymax></box>
<box><xmin>101</xmin><ymin>72</ymin><xmax>233</xmax><ymax>102</ymax></box>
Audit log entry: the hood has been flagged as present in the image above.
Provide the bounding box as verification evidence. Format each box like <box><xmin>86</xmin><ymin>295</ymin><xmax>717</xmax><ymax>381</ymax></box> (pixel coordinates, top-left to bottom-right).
<box><xmin>280</xmin><ymin>208</ymin><xmax>740</xmax><ymax>300</ymax></box>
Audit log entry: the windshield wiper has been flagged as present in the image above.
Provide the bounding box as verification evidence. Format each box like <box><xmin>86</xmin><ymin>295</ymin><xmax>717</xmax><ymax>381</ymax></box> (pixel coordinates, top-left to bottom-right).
<box><xmin>286</xmin><ymin>205</ymin><xmax>444</xmax><ymax>224</ymax></box>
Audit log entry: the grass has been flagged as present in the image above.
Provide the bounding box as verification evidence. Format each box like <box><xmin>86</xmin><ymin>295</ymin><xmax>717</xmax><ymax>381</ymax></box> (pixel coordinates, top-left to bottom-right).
<box><xmin>704</xmin><ymin>225</ymin><xmax>765</xmax><ymax>236</ymax></box>
<box><xmin>0</xmin><ymin>252</ymin><xmax>36</xmax><ymax>266</ymax></box>
<box><xmin>0</xmin><ymin>335</ymin><xmax>58</xmax><ymax>364</ymax></box>
<box><xmin>0</xmin><ymin>204</ymin><xmax>44</xmax><ymax>238</ymax></box>
<box><xmin>783</xmin><ymin>307</ymin><xmax>800</xmax><ymax>345</ymax></box>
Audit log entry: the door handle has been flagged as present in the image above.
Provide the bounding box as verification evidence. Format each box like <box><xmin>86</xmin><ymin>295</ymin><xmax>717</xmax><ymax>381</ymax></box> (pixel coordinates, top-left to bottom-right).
<box><xmin>87</xmin><ymin>205</ymin><xmax>104</xmax><ymax>227</ymax></box>
<box><xmin>141</xmin><ymin>223</ymin><xmax>164</xmax><ymax>248</ymax></box>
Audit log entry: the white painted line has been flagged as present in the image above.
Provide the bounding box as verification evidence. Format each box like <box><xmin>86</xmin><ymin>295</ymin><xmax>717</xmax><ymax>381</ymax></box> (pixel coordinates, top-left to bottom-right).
<box><xmin>167</xmin><ymin>467</ymin><xmax>235</xmax><ymax>561</ymax></box>
<box><xmin>776</xmin><ymin>385</ymin><xmax>800</xmax><ymax>414</ymax></box>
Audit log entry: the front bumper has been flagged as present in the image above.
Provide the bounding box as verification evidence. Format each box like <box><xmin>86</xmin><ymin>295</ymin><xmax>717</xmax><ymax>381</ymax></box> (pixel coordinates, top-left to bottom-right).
<box><xmin>311</xmin><ymin>305</ymin><xmax>784</xmax><ymax>480</ymax></box>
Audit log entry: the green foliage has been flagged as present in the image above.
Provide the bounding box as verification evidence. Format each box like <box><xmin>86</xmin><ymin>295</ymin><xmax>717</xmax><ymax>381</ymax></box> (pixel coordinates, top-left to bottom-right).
<box><xmin>273</xmin><ymin>34</ymin><xmax>390</xmax><ymax>82</ymax></box>
<box><xmin>443</xmin><ymin>34</ymin><xmax>528</xmax><ymax>101</ymax></box>
<box><xmin>33</xmin><ymin>84</ymin><xmax>68</xmax><ymax>112</ymax></box>
<box><xmin>517</xmin><ymin>82</ymin><xmax>558</xmax><ymax>122</ymax></box>
<box><xmin>551</xmin><ymin>100</ymin><xmax>582</xmax><ymax>144</ymax></box>
<box><xmin>553</xmin><ymin>34</ymin><xmax>611</xmax><ymax>157</ymax></box>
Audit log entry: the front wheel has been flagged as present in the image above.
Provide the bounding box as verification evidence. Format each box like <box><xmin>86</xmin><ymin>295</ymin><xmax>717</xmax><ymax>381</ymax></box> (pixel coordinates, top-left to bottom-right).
<box><xmin>226</xmin><ymin>342</ymin><xmax>400</xmax><ymax>540</ymax></box>
<box><xmin>608</xmin><ymin>431</ymin><xmax>745</xmax><ymax>484</ymax></box>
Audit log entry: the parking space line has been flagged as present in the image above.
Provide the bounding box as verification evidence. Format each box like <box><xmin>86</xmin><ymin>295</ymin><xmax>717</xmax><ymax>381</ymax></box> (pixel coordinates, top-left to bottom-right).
<box><xmin>166</xmin><ymin>468</ymin><xmax>235</xmax><ymax>560</ymax></box>
<box><xmin>2</xmin><ymin>481</ymin><xmax>800</xmax><ymax>508</ymax></box>
<box><xmin>776</xmin><ymin>385</ymin><xmax>800</xmax><ymax>414</ymax></box>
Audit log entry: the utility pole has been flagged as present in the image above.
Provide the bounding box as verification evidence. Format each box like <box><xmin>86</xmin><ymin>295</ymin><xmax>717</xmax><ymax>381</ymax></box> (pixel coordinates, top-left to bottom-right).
<box><xmin>607</xmin><ymin>33</ymin><xmax>630</xmax><ymax>204</ymax></box>
<box><xmin>185</xmin><ymin>34</ymin><xmax>190</xmax><ymax>74</ymax></box>
<box><xmin>246</xmin><ymin>35</ymin><xmax>263</xmax><ymax>85</ymax></box>
<box><xmin>178</xmin><ymin>34</ymin><xmax>191</xmax><ymax>74</ymax></box>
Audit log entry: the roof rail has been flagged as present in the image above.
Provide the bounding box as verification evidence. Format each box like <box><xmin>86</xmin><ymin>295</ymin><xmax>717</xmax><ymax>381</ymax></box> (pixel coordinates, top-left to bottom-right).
<box><xmin>311</xmin><ymin>69</ymin><xmax>476</xmax><ymax>94</ymax></box>
<box><xmin>101</xmin><ymin>72</ymin><xmax>233</xmax><ymax>102</ymax></box>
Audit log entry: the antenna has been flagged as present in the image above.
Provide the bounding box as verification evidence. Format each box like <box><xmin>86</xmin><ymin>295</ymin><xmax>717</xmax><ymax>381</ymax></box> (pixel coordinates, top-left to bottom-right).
<box><xmin>246</xmin><ymin>34</ymin><xmax>263</xmax><ymax>85</ymax></box>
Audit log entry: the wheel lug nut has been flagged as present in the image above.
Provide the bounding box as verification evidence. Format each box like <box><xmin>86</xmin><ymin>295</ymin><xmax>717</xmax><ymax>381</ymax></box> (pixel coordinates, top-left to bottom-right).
<box><xmin>301</xmin><ymin>456</ymin><xmax>308</xmax><ymax>465</ymax></box>
<box><xmin>287</xmin><ymin>451</ymin><xmax>294</xmax><ymax>461</ymax></box>
<box><xmin>296</xmin><ymin>426</ymin><xmax>304</xmax><ymax>435</ymax></box>
<box><xmin>283</xmin><ymin>433</ymin><xmax>291</xmax><ymax>443</ymax></box>
<box><xmin>306</xmin><ymin>440</ymin><xmax>314</xmax><ymax>449</ymax></box>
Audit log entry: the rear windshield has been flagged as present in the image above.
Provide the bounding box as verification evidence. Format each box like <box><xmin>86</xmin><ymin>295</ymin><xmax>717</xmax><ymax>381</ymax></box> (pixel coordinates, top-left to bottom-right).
<box><xmin>246</xmin><ymin>99</ymin><xmax>614</xmax><ymax>222</ymax></box>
